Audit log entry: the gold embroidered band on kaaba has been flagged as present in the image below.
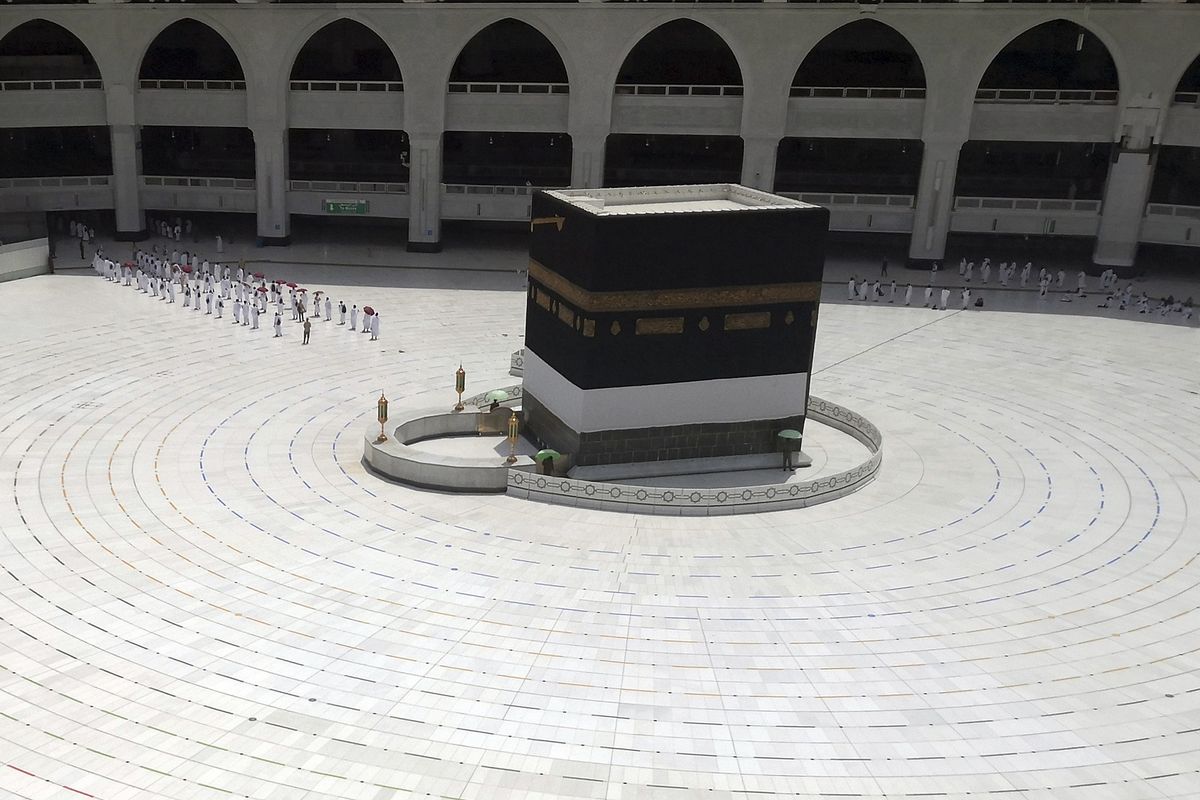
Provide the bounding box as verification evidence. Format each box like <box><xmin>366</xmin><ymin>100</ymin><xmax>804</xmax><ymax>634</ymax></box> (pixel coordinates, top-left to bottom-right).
<box><xmin>528</xmin><ymin>259</ymin><xmax>820</xmax><ymax>313</ymax></box>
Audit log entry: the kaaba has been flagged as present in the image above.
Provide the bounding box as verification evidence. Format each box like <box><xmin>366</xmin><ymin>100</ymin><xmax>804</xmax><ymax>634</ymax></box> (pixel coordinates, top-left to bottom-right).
<box><xmin>523</xmin><ymin>184</ymin><xmax>828</xmax><ymax>468</ymax></box>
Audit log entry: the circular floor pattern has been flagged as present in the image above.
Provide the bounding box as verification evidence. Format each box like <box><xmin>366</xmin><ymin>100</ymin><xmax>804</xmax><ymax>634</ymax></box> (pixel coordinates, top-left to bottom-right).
<box><xmin>0</xmin><ymin>272</ymin><xmax>1198</xmax><ymax>800</ymax></box>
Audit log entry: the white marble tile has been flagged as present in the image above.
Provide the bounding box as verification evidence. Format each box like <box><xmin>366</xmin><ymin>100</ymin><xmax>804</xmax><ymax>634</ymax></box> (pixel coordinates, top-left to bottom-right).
<box><xmin>0</xmin><ymin>239</ymin><xmax>1197</xmax><ymax>799</ymax></box>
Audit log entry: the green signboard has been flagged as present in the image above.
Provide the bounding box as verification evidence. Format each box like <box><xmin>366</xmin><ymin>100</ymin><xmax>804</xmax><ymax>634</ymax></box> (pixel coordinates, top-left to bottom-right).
<box><xmin>324</xmin><ymin>199</ymin><xmax>369</xmax><ymax>215</ymax></box>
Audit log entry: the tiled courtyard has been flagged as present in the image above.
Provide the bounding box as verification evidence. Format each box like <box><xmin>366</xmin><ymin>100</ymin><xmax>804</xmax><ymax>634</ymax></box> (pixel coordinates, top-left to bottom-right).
<box><xmin>0</xmin><ymin>245</ymin><xmax>1197</xmax><ymax>799</ymax></box>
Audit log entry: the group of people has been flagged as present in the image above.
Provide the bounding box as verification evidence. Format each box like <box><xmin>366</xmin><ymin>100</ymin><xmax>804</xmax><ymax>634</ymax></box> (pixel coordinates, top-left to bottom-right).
<box><xmin>67</xmin><ymin>219</ymin><xmax>97</xmax><ymax>260</ymax></box>
<box><xmin>844</xmin><ymin>255</ymin><xmax>1195</xmax><ymax>320</ymax></box>
<box><xmin>89</xmin><ymin>243</ymin><xmax>384</xmax><ymax>342</ymax></box>
<box><xmin>846</xmin><ymin>276</ymin><xmax>978</xmax><ymax>311</ymax></box>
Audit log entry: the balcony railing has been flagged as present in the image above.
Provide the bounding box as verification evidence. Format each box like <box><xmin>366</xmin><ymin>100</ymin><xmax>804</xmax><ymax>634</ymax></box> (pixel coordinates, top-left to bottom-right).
<box><xmin>1173</xmin><ymin>91</ymin><xmax>1200</xmax><ymax>105</ymax></box>
<box><xmin>289</xmin><ymin>180</ymin><xmax>407</xmax><ymax>194</ymax></box>
<box><xmin>789</xmin><ymin>86</ymin><xmax>926</xmax><ymax>99</ymax></box>
<box><xmin>778</xmin><ymin>191</ymin><xmax>915</xmax><ymax>208</ymax></box>
<box><xmin>290</xmin><ymin>80</ymin><xmax>403</xmax><ymax>93</ymax></box>
<box><xmin>443</xmin><ymin>184</ymin><xmax>549</xmax><ymax>196</ymax></box>
<box><xmin>614</xmin><ymin>84</ymin><xmax>743</xmax><ymax>97</ymax></box>
<box><xmin>143</xmin><ymin>175</ymin><xmax>255</xmax><ymax>190</ymax></box>
<box><xmin>448</xmin><ymin>82</ymin><xmax>568</xmax><ymax>95</ymax></box>
<box><xmin>974</xmin><ymin>88</ymin><xmax>1118</xmax><ymax>105</ymax></box>
<box><xmin>954</xmin><ymin>196</ymin><xmax>1102</xmax><ymax>213</ymax></box>
<box><xmin>0</xmin><ymin>79</ymin><xmax>102</xmax><ymax>92</ymax></box>
<box><xmin>1146</xmin><ymin>203</ymin><xmax>1200</xmax><ymax>219</ymax></box>
<box><xmin>0</xmin><ymin>175</ymin><xmax>110</xmax><ymax>189</ymax></box>
<box><xmin>139</xmin><ymin>79</ymin><xmax>247</xmax><ymax>91</ymax></box>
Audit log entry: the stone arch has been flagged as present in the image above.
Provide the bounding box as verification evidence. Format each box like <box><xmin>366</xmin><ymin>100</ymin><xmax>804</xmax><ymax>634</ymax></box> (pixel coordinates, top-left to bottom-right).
<box><xmin>976</xmin><ymin>18</ymin><xmax>1120</xmax><ymax>92</ymax></box>
<box><xmin>792</xmin><ymin>19</ymin><xmax>925</xmax><ymax>89</ymax></box>
<box><xmin>448</xmin><ymin>18</ymin><xmax>569</xmax><ymax>85</ymax></box>
<box><xmin>1173</xmin><ymin>50</ymin><xmax>1200</xmax><ymax>95</ymax></box>
<box><xmin>138</xmin><ymin>18</ymin><xmax>246</xmax><ymax>81</ymax></box>
<box><xmin>0</xmin><ymin>19</ymin><xmax>100</xmax><ymax>81</ymax></box>
<box><xmin>290</xmin><ymin>18</ymin><xmax>402</xmax><ymax>83</ymax></box>
<box><xmin>615</xmin><ymin>19</ymin><xmax>743</xmax><ymax>87</ymax></box>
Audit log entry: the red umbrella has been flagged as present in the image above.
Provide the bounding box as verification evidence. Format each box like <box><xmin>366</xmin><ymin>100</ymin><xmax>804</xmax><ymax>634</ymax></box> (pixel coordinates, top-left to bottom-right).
<box><xmin>253</xmin><ymin>272</ymin><xmax>265</xmax><ymax>279</ymax></box>
<box><xmin>298</xmin><ymin>288</ymin><xmax>308</xmax><ymax>293</ymax></box>
<box><xmin>122</xmin><ymin>260</ymin><xmax>135</xmax><ymax>268</ymax></box>
<box><xmin>180</xmin><ymin>265</ymin><xmax>193</xmax><ymax>273</ymax></box>
<box><xmin>256</xmin><ymin>286</ymin><xmax>268</xmax><ymax>293</ymax></box>
<box><xmin>286</xmin><ymin>282</ymin><xmax>297</xmax><ymax>288</ymax></box>
<box><xmin>363</xmin><ymin>306</ymin><xmax>375</xmax><ymax>316</ymax></box>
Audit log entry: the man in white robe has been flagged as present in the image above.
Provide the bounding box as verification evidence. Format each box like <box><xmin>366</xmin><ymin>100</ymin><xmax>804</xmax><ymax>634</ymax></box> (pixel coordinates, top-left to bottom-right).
<box><xmin>370</xmin><ymin>312</ymin><xmax>380</xmax><ymax>341</ymax></box>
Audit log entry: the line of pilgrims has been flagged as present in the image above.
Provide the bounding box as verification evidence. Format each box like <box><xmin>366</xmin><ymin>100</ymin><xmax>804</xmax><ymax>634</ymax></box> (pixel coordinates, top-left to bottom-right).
<box><xmin>90</xmin><ymin>246</ymin><xmax>382</xmax><ymax>340</ymax></box>
<box><xmin>842</xmin><ymin>255</ymin><xmax>1193</xmax><ymax>319</ymax></box>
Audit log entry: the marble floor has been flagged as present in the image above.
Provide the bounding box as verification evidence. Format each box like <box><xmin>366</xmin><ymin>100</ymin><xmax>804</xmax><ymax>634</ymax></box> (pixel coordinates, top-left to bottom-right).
<box><xmin>1</xmin><ymin>243</ymin><xmax>1198</xmax><ymax>799</ymax></box>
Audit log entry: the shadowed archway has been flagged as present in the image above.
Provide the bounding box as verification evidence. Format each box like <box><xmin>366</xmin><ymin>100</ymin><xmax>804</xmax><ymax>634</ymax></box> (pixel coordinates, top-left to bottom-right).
<box><xmin>979</xmin><ymin>20</ymin><xmax>1118</xmax><ymax>91</ymax></box>
<box><xmin>139</xmin><ymin>19</ymin><xmax>244</xmax><ymax>81</ymax></box>
<box><xmin>792</xmin><ymin>20</ymin><xmax>925</xmax><ymax>90</ymax></box>
<box><xmin>449</xmin><ymin>19</ymin><xmax>567</xmax><ymax>84</ymax></box>
<box><xmin>0</xmin><ymin>19</ymin><xmax>100</xmax><ymax>81</ymax></box>
<box><xmin>291</xmin><ymin>19</ymin><xmax>401</xmax><ymax>82</ymax></box>
<box><xmin>616</xmin><ymin>20</ymin><xmax>742</xmax><ymax>87</ymax></box>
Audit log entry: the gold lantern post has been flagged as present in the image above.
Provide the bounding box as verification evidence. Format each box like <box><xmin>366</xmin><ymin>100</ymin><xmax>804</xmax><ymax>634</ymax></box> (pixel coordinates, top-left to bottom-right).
<box><xmin>375</xmin><ymin>391</ymin><xmax>389</xmax><ymax>443</ymax></box>
<box><xmin>505</xmin><ymin>410</ymin><xmax>519</xmax><ymax>464</ymax></box>
<box><xmin>454</xmin><ymin>365</ymin><xmax>466</xmax><ymax>412</ymax></box>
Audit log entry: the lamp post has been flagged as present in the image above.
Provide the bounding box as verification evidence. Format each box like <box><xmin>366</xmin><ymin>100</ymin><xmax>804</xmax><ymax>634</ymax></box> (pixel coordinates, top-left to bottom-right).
<box><xmin>506</xmin><ymin>410</ymin><xmax>519</xmax><ymax>464</ymax></box>
<box><xmin>454</xmin><ymin>365</ymin><xmax>466</xmax><ymax>411</ymax></box>
<box><xmin>376</xmin><ymin>391</ymin><xmax>389</xmax><ymax>443</ymax></box>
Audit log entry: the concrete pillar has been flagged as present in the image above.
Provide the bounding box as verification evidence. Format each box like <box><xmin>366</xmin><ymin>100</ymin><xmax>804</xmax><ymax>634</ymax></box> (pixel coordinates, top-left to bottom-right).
<box><xmin>252</xmin><ymin>124</ymin><xmax>290</xmax><ymax>245</ymax></box>
<box><xmin>1093</xmin><ymin>148</ymin><xmax>1155</xmax><ymax>270</ymax></box>
<box><xmin>110</xmin><ymin>123</ymin><xmax>146</xmax><ymax>241</ymax></box>
<box><xmin>406</xmin><ymin>134</ymin><xmax>442</xmax><ymax>252</ymax></box>
<box><xmin>741</xmin><ymin>136</ymin><xmax>778</xmax><ymax>192</ymax></box>
<box><xmin>569</xmin><ymin>131</ymin><xmax>606</xmax><ymax>189</ymax></box>
<box><xmin>908</xmin><ymin>138</ymin><xmax>964</xmax><ymax>268</ymax></box>
<box><xmin>104</xmin><ymin>81</ymin><xmax>145</xmax><ymax>241</ymax></box>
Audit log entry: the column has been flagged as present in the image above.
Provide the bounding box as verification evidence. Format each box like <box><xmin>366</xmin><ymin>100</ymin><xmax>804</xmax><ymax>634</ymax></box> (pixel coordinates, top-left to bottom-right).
<box><xmin>252</xmin><ymin>124</ymin><xmax>290</xmax><ymax>245</ymax></box>
<box><xmin>110</xmin><ymin>123</ymin><xmax>146</xmax><ymax>241</ymax></box>
<box><xmin>908</xmin><ymin>138</ymin><xmax>964</xmax><ymax>268</ymax></box>
<box><xmin>406</xmin><ymin>134</ymin><xmax>442</xmax><ymax>252</ymax></box>
<box><xmin>740</xmin><ymin>136</ymin><xmax>778</xmax><ymax>192</ymax></box>
<box><xmin>1093</xmin><ymin>148</ymin><xmax>1154</xmax><ymax>271</ymax></box>
<box><xmin>569</xmin><ymin>130</ymin><xmax>606</xmax><ymax>189</ymax></box>
<box><xmin>105</xmin><ymin>82</ymin><xmax>145</xmax><ymax>241</ymax></box>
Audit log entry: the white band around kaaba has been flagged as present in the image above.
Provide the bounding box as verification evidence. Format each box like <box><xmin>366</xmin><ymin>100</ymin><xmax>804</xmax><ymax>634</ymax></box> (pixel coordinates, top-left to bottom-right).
<box><xmin>523</xmin><ymin>347</ymin><xmax>807</xmax><ymax>433</ymax></box>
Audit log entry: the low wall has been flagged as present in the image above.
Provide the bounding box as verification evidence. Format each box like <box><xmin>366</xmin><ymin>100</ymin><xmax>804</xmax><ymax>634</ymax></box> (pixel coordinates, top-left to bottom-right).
<box><xmin>363</xmin><ymin>408</ymin><xmax>532</xmax><ymax>493</ymax></box>
<box><xmin>0</xmin><ymin>238</ymin><xmax>50</xmax><ymax>283</ymax></box>
<box><xmin>507</xmin><ymin>395</ymin><xmax>882</xmax><ymax>516</ymax></box>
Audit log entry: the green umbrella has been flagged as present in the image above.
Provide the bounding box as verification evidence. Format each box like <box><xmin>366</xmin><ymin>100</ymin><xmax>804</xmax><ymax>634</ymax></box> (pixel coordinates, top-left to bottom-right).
<box><xmin>484</xmin><ymin>389</ymin><xmax>510</xmax><ymax>403</ymax></box>
<box><xmin>777</xmin><ymin>429</ymin><xmax>802</xmax><ymax>440</ymax></box>
<box><xmin>534</xmin><ymin>449</ymin><xmax>561</xmax><ymax>463</ymax></box>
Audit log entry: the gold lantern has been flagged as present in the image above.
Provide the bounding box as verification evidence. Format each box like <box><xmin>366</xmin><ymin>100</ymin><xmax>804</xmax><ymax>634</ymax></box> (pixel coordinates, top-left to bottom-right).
<box><xmin>454</xmin><ymin>365</ymin><xmax>466</xmax><ymax>412</ymax></box>
<box><xmin>375</xmin><ymin>391</ymin><xmax>389</xmax><ymax>443</ymax></box>
<box><xmin>505</xmin><ymin>410</ymin><xmax>519</xmax><ymax>464</ymax></box>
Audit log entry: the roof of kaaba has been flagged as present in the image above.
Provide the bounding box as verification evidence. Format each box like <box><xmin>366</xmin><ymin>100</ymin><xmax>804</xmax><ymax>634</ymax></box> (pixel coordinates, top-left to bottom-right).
<box><xmin>541</xmin><ymin>184</ymin><xmax>819</xmax><ymax>217</ymax></box>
